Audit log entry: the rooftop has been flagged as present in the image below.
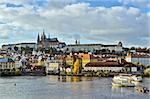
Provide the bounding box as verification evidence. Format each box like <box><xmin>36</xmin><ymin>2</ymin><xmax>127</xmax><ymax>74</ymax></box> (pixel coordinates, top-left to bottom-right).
<box><xmin>85</xmin><ymin>61</ymin><xmax>121</xmax><ymax>67</ymax></box>
<box><xmin>67</xmin><ymin>43</ymin><xmax>120</xmax><ymax>47</ymax></box>
<box><xmin>127</xmin><ymin>53</ymin><xmax>150</xmax><ymax>58</ymax></box>
<box><xmin>85</xmin><ymin>60</ymin><xmax>136</xmax><ymax>67</ymax></box>
<box><xmin>0</xmin><ymin>58</ymin><xmax>15</xmax><ymax>63</ymax></box>
<box><xmin>2</xmin><ymin>43</ymin><xmax>36</xmax><ymax>46</ymax></box>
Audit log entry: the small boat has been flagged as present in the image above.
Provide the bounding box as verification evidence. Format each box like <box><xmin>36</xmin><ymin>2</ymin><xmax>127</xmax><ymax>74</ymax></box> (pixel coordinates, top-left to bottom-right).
<box><xmin>111</xmin><ymin>73</ymin><xmax>142</xmax><ymax>87</ymax></box>
<box><xmin>135</xmin><ymin>86</ymin><xmax>149</xmax><ymax>94</ymax></box>
<box><xmin>21</xmin><ymin>65</ymin><xmax>46</xmax><ymax>76</ymax></box>
<box><xmin>113</xmin><ymin>74</ymin><xmax>142</xmax><ymax>82</ymax></box>
<box><xmin>112</xmin><ymin>80</ymin><xmax>135</xmax><ymax>87</ymax></box>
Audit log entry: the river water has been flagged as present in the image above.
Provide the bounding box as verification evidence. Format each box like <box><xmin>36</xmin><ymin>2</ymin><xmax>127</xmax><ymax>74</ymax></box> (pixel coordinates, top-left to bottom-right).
<box><xmin>0</xmin><ymin>76</ymin><xmax>149</xmax><ymax>99</ymax></box>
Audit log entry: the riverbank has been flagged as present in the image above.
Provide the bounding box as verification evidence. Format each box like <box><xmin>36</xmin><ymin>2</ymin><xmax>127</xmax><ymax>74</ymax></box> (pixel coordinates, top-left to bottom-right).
<box><xmin>1</xmin><ymin>69</ymin><xmax>150</xmax><ymax>77</ymax></box>
<box><xmin>0</xmin><ymin>71</ymin><xmax>21</xmax><ymax>76</ymax></box>
<box><xmin>48</xmin><ymin>70</ymin><xmax>150</xmax><ymax>78</ymax></box>
<box><xmin>1</xmin><ymin>72</ymin><xmax>150</xmax><ymax>77</ymax></box>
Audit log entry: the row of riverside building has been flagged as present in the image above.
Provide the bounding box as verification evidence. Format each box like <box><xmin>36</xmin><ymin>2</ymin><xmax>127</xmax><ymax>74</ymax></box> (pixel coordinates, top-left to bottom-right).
<box><xmin>0</xmin><ymin>31</ymin><xmax>150</xmax><ymax>75</ymax></box>
<box><xmin>0</xmin><ymin>52</ymin><xmax>149</xmax><ymax>75</ymax></box>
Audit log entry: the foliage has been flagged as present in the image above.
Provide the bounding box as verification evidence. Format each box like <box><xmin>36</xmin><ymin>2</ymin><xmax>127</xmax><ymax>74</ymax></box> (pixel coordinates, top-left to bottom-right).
<box><xmin>130</xmin><ymin>47</ymin><xmax>136</xmax><ymax>50</ymax></box>
<box><xmin>144</xmin><ymin>68</ymin><xmax>150</xmax><ymax>75</ymax></box>
<box><xmin>14</xmin><ymin>46</ymin><xmax>19</xmax><ymax>51</ymax></box>
<box><xmin>21</xmin><ymin>46</ymin><xmax>32</xmax><ymax>54</ymax></box>
<box><xmin>133</xmin><ymin>62</ymin><xmax>144</xmax><ymax>67</ymax></box>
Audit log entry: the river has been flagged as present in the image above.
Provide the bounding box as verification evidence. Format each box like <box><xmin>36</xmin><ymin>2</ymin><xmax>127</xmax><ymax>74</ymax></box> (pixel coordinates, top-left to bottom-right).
<box><xmin>0</xmin><ymin>76</ymin><xmax>149</xmax><ymax>99</ymax></box>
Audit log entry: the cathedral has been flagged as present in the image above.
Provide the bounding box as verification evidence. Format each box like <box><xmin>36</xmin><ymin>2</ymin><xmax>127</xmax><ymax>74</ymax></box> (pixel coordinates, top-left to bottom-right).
<box><xmin>37</xmin><ymin>30</ymin><xmax>66</xmax><ymax>49</ymax></box>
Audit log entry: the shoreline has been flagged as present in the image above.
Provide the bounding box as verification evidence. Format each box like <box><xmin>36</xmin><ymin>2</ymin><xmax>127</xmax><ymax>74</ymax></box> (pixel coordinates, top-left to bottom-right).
<box><xmin>0</xmin><ymin>72</ymin><xmax>150</xmax><ymax>78</ymax></box>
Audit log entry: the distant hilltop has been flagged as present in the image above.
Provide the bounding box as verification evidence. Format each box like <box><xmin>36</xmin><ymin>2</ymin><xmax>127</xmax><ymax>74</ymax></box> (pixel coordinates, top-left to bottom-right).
<box><xmin>1</xmin><ymin>30</ymin><xmax>150</xmax><ymax>55</ymax></box>
<box><xmin>1</xmin><ymin>31</ymin><xmax>124</xmax><ymax>54</ymax></box>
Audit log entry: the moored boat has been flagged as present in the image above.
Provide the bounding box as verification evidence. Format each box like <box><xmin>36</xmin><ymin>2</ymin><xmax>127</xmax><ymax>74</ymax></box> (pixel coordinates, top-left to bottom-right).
<box><xmin>112</xmin><ymin>80</ymin><xmax>135</xmax><ymax>87</ymax></box>
<box><xmin>135</xmin><ymin>86</ymin><xmax>149</xmax><ymax>94</ymax></box>
<box><xmin>113</xmin><ymin>73</ymin><xmax>142</xmax><ymax>82</ymax></box>
<box><xmin>21</xmin><ymin>65</ymin><xmax>46</xmax><ymax>76</ymax></box>
<box><xmin>111</xmin><ymin>73</ymin><xmax>143</xmax><ymax>87</ymax></box>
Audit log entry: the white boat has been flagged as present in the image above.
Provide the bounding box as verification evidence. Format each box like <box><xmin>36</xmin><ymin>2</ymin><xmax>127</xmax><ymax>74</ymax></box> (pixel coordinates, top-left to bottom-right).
<box><xmin>112</xmin><ymin>80</ymin><xmax>135</xmax><ymax>87</ymax></box>
<box><xmin>113</xmin><ymin>74</ymin><xmax>142</xmax><ymax>82</ymax></box>
<box><xmin>112</xmin><ymin>73</ymin><xmax>143</xmax><ymax>87</ymax></box>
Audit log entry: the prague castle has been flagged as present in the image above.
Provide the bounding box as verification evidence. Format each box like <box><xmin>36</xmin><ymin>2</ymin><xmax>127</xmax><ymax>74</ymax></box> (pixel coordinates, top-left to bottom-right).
<box><xmin>37</xmin><ymin>30</ymin><xmax>66</xmax><ymax>49</ymax></box>
<box><xmin>2</xmin><ymin>30</ymin><xmax>124</xmax><ymax>54</ymax></box>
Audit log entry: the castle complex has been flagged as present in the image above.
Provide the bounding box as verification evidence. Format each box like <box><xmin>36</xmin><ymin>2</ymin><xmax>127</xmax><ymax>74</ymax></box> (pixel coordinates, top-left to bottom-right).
<box><xmin>2</xmin><ymin>30</ymin><xmax>124</xmax><ymax>54</ymax></box>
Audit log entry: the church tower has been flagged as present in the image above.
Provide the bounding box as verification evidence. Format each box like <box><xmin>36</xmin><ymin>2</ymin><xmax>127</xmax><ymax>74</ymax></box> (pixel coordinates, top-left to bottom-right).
<box><xmin>37</xmin><ymin>34</ymin><xmax>40</xmax><ymax>44</ymax></box>
<box><xmin>41</xmin><ymin>29</ymin><xmax>46</xmax><ymax>41</ymax></box>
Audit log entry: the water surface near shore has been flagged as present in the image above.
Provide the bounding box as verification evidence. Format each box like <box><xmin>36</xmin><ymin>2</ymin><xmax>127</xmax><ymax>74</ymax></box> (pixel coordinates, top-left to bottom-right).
<box><xmin>0</xmin><ymin>76</ymin><xmax>149</xmax><ymax>99</ymax></box>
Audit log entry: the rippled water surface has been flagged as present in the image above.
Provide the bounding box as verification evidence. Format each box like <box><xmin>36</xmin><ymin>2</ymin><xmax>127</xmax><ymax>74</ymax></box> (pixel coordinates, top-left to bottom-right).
<box><xmin>0</xmin><ymin>76</ymin><xmax>149</xmax><ymax>99</ymax></box>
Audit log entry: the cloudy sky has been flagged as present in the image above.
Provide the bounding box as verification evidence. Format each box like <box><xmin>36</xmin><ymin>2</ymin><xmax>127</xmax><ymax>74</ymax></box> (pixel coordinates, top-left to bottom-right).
<box><xmin>0</xmin><ymin>0</ymin><xmax>149</xmax><ymax>47</ymax></box>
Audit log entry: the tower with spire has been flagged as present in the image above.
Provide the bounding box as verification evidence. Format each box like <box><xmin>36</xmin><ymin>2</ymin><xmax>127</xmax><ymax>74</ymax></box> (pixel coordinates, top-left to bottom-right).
<box><xmin>37</xmin><ymin>29</ymin><xmax>66</xmax><ymax>50</ymax></box>
<box><xmin>37</xmin><ymin>34</ymin><xmax>40</xmax><ymax>43</ymax></box>
<box><xmin>41</xmin><ymin>29</ymin><xmax>46</xmax><ymax>42</ymax></box>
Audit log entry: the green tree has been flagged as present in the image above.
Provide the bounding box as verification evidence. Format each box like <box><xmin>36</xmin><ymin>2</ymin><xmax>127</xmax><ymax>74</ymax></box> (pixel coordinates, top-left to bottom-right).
<box><xmin>8</xmin><ymin>47</ymin><xmax>12</xmax><ymax>51</ymax></box>
<box><xmin>144</xmin><ymin>68</ymin><xmax>150</xmax><ymax>76</ymax></box>
<box><xmin>14</xmin><ymin>46</ymin><xmax>18</xmax><ymax>52</ymax></box>
<box><xmin>130</xmin><ymin>47</ymin><xmax>136</xmax><ymax>50</ymax></box>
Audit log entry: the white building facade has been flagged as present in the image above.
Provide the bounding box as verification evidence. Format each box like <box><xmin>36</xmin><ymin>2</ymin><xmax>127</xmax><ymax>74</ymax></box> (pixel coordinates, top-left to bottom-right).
<box><xmin>46</xmin><ymin>60</ymin><xmax>63</xmax><ymax>74</ymax></box>
<box><xmin>84</xmin><ymin>61</ymin><xmax>138</xmax><ymax>72</ymax></box>
<box><xmin>63</xmin><ymin>42</ymin><xmax>123</xmax><ymax>53</ymax></box>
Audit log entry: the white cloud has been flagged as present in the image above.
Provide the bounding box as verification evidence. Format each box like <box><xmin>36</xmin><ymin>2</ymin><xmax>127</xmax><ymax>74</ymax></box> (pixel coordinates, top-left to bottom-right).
<box><xmin>0</xmin><ymin>26</ymin><xmax>10</xmax><ymax>39</ymax></box>
<box><xmin>128</xmin><ymin>7</ymin><xmax>140</xmax><ymax>16</ymax></box>
<box><xmin>0</xmin><ymin>1</ymin><xmax>149</xmax><ymax>47</ymax></box>
<box><xmin>119</xmin><ymin>0</ymin><xmax>150</xmax><ymax>7</ymax></box>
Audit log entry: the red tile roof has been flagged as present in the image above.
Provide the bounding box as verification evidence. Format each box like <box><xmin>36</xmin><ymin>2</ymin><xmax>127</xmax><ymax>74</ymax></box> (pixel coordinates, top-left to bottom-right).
<box><xmin>85</xmin><ymin>61</ymin><xmax>136</xmax><ymax>67</ymax></box>
<box><xmin>85</xmin><ymin>61</ymin><xmax>121</xmax><ymax>67</ymax></box>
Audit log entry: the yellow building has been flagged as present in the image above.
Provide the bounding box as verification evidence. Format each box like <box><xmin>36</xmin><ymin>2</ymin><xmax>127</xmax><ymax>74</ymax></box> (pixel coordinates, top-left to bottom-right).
<box><xmin>66</xmin><ymin>53</ymin><xmax>98</xmax><ymax>69</ymax></box>
<box><xmin>79</xmin><ymin>54</ymin><xmax>90</xmax><ymax>68</ymax></box>
<box><xmin>79</xmin><ymin>53</ymin><xmax>98</xmax><ymax>68</ymax></box>
<box><xmin>73</xmin><ymin>58</ymin><xmax>82</xmax><ymax>74</ymax></box>
<box><xmin>0</xmin><ymin>58</ymin><xmax>15</xmax><ymax>72</ymax></box>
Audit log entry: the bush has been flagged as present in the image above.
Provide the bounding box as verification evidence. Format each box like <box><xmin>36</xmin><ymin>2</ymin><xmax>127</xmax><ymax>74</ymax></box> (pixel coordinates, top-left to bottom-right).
<box><xmin>144</xmin><ymin>68</ymin><xmax>150</xmax><ymax>76</ymax></box>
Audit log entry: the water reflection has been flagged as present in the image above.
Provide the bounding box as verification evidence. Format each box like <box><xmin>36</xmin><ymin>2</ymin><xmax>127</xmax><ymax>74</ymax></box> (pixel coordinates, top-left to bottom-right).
<box><xmin>111</xmin><ymin>86</ymin><xmax>134</xmax><ymax>94</ymax></box>
<box><xmin>0</xmin><ymin>76</ymin><xmax>149</xmax><ymax>99</ymax></box>
<box><xmin>111</xmin><ymin>83</ymin><xmax>149</xmax><ymax>95</ymax></box>
<box><xmin>47</xmin><ymin>75</ymin><xmax>96</xmax><ymax>83</ymax></box>
<box><xmin>56</xmin><ymin>76</ymin><xmax>95</xmax><ymax>82</ymax></box>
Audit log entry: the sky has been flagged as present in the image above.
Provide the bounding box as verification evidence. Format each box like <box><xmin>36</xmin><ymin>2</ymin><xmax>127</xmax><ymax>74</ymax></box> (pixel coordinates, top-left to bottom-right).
<box><xmin>0</xmin><ymin>0</ymin><xmax>149</xmax><ymax>48</ymax></box>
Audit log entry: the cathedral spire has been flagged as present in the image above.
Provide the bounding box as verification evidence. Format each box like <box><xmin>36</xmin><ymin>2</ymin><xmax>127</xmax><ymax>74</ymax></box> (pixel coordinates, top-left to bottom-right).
<box><xmin>41</xmin><ymin>29</ymin><xmax>46</xmax><ymax>41</ymax></box>
<box><xmin>37</xmin><ymin>33</ymin><xmax>40</xmax><ymax>43</ymax></box>
<box><xmin>43</xmin><ymin>29</ymin><xmax>46</xmax><ymax>39</ymax></box>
